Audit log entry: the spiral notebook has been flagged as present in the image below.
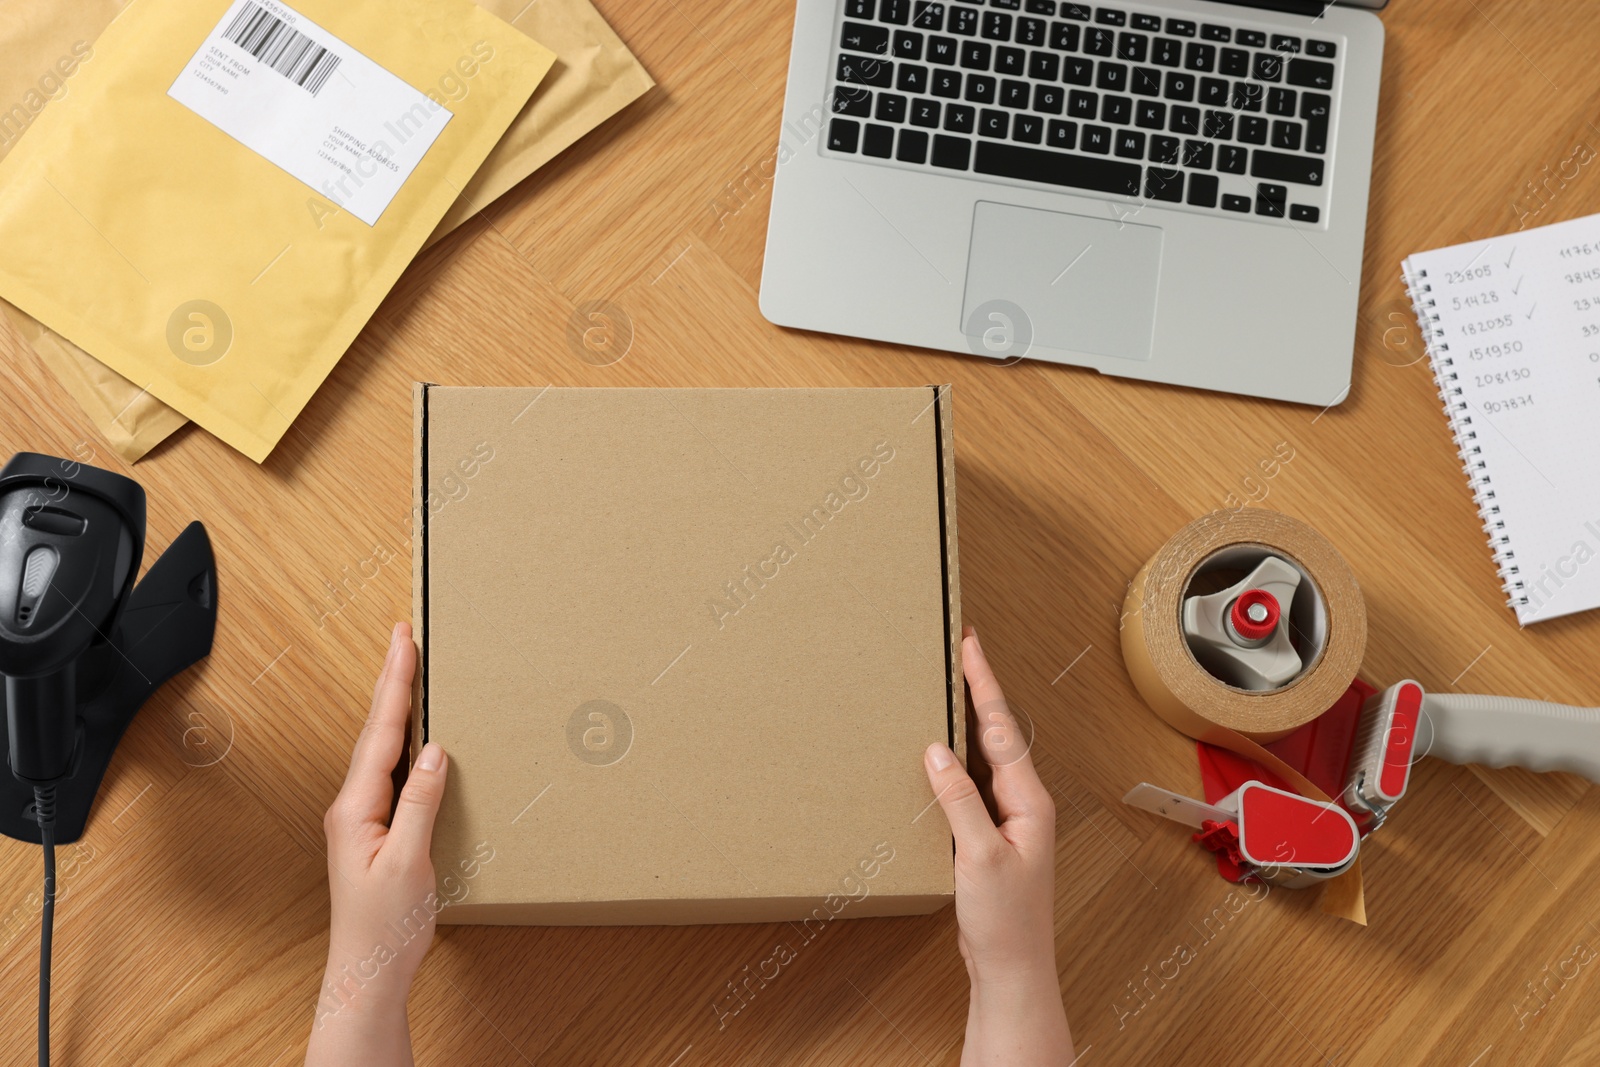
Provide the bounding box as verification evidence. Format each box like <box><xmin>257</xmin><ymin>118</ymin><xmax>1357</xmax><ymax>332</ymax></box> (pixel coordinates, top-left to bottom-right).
<box><xmin>1403</xmin><ymin>214</ymin><xmax>1600</xmax><ymax>625</ymax></box>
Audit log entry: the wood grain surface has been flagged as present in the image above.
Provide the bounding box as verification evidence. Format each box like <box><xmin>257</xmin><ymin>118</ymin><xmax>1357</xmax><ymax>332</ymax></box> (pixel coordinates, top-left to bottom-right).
<box><xmin>3</xmin><ymin>1</ymin><xmax>1600</xmax><ymax>1064</ymax></box>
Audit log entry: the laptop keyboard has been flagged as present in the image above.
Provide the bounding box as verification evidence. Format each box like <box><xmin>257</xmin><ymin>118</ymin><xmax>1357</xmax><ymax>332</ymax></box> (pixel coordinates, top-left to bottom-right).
<box><xmin>824</xmin><ymin>1</ymin><xmax>1337</xmax><ymax>225</ymax></box>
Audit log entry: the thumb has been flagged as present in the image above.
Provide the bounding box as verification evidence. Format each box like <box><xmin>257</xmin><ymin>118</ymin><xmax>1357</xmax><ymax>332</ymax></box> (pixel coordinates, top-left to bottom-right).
<box><xmin>924</xmin><ymin>743</ymin><xmax>1004</xmax><ymax>855</ymax></box>
<box><xmin>385</xmin><ymin>742</ymin><xmax>448</xmax><ymax>862</ymax></box>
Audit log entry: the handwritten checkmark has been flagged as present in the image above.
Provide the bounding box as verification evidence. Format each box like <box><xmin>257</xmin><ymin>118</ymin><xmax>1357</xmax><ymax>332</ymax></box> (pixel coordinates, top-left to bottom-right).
<box><xmin>1525</xmin><ymin>302</ymin><xmax>1538</xmax><ymax>320</ymax></box>
<box><xmin>1505</xmin><ymin>247</ymin><xmax>1517</xmax><ymax>269</ymax></box>
<box><xmin>1512</xmin><ymin>275</ymin><xmax>1524</xmax><ymax>295</ymax></box>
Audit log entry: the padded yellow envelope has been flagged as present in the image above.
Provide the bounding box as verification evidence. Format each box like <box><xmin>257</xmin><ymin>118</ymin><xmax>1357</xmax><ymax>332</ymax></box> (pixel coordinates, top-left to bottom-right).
<box><xmin>0</xmin><ymin>0</ymin><xmax>553</xmax><ymax>461</ymax></box>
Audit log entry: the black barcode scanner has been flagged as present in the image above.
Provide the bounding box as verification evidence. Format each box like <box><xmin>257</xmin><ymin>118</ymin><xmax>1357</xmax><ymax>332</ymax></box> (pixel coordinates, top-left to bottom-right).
<box><xmin>0</xmin><ymin>452</ymin><xmax>218</xmax><ymax>1067</ymax></box>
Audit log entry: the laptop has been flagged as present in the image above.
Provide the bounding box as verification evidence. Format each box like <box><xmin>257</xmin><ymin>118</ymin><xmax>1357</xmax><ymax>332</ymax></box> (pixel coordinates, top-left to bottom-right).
<box><xmin>760</xmin><ymin>0</ymin><xmax>1386</xmax><ymax>406</ymax></box>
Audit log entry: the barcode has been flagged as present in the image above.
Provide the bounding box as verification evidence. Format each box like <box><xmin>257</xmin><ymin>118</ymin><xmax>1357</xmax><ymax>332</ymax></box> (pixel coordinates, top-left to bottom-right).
<box><xmin>222</xmin><ymin>2</ymin><xmax>341</xmax><ymax>96</ymax></box>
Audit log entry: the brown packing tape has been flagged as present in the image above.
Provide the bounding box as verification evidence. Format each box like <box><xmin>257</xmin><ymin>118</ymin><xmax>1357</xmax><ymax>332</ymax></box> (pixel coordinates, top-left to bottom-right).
<box><xmin>0</xmin><ymin>0</ymin><xmax>653</xmax><ymax>463</ymax></box>
<box><xmin>1121</xmin><ymin>508</ymin><xmax>1369</xmax><ymax>925</ymax></box>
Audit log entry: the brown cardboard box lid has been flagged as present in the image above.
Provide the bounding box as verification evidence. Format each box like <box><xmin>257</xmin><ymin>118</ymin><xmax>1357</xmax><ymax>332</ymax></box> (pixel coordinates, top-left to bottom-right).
<box><xmin>414</xmin><ymin>386</ymin><xmax>961</xmax><ymax>924</ymax></box>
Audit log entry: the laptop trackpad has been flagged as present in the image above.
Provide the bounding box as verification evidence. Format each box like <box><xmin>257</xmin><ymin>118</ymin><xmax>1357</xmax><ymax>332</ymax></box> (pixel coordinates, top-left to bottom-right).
<box><xmin>961</xmin><ymin>201</ymin><xmax>1162</xmax><ymax>362</ymax></box>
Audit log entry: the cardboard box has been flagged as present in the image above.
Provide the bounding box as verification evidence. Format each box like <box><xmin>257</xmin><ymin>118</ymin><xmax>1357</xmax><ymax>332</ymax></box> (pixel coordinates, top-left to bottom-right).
<box><xmin>412</xmin><ymin>385</ymin><xmax>961</xmax><ymax>925</ymax></box>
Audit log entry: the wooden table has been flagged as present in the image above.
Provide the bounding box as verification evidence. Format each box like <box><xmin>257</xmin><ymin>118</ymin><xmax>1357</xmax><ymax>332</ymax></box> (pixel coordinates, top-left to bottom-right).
<box><xmin>5</xmin><ymin>1</ymin><xmax>1600</xmax><ymax>1063</ymax></box>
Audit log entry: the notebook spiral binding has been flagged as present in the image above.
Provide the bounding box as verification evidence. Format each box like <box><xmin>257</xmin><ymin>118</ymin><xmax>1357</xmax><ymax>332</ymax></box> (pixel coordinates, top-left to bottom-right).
<box><xmin>1403</xmin><ymin>266</ymin><xmax>1526</xmax><ymax>610</ymax></box>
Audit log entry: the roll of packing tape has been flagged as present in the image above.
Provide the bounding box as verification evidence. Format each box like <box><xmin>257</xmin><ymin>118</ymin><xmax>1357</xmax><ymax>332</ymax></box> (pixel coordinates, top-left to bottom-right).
<box><xmin>1122</xmin><ymin>508</ymin><xmax>1367</xmax><ymax>748</ymax></box>
<box><xmin>1121</xmin><ymin>508</ymin><xmax>1370</xmax><ymax>921</ymax></box>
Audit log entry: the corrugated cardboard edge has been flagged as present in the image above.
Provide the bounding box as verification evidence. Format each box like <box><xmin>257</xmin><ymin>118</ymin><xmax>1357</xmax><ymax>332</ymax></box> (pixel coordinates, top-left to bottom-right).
<box><xmin>933</xmin><ymin>384</ymin><xmax>964</xmax><ymax>770</ymax></box>
<box><xmin>411</xmin><ymin>382</ymin><xmax>431</xmax><ymax>760</ymax></box>
<box><xmin>442</xmin><ymin>894</ymin><xmax>955</xmax><ymax>927</ymax></box>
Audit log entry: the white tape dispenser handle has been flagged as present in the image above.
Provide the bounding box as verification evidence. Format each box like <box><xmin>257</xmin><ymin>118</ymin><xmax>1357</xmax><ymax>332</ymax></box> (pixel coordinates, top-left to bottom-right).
<box><xmin>1421</xmin><ymin>690</ymin><xmax>1600</xmax><ymax>781</ymax></box>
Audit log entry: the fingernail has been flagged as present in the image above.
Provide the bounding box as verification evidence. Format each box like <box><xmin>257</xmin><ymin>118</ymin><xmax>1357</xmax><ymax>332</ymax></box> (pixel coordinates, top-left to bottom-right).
<box><xmin>969</xmin><ymin>628</ymin><xmax>981</xmax><ymax>651</ymax></box>
<box><xmin>417</xmin><ymin>743</ymin><xmax>443</xmax><ymax>771</ymax></box>
<box><xmin>925</xmin><ymin>743</ymin><xmax>954</xmax><ymax>772</ymax></box>
<box><xmin>385</xmin><ymin>624</ymin><xmax>402</xmax><ymax>659</ymax></box>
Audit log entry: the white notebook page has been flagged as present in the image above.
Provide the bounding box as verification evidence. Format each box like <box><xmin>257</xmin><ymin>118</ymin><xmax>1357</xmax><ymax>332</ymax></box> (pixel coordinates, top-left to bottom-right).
<box><xmin>1403</xmin><ymin>215</ymin><xmax>1600</xmax><ymax>624</ymax></box>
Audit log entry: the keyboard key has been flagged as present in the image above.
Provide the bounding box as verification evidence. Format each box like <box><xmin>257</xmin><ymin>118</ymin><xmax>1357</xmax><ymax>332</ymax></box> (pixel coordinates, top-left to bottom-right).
<box><xmin>1030</xmin><ymin>51</ymin><xmax>1061</xmax><ymax>79</ymax></box>
<box><xmin>829</xmin><ymin>118</ymin><xmax>860</xmax><ymax>151</ymax></box>
<box><xmin>1271</xmin><ymin>119</ymin><xmax>1302</xmax><ymax>151</ymax></box>
<box><xmin>991</xmin><ymin>0</ymin><xmax>1021</xmax><ymax>9</ymax></box>
<box><xmin>881</xmin><ymin>0</ymin><xmax>911</xmax><ymax>24</ymax></box>
<box><xmin>974</xmin><ymin>140</ymin><xmax>1142</xmax><ymax>194</ymax></box>
<box><xmin>1149</xmin><ymin>134</ymin><xmax>1178</xmax><ymax>164</ymax></box>
<box><xmin>911</xmin><ymin>98</ymin><xmax>942</xmax><ymax>126</ymax></box>
<box><xmin>1115</xmin><ymin>129</ymin><xmax>1144</xmax><ymax>157</ymax></box>
<box><xmin>1047</xmin><ymin>119</ymin><xmax>1077</xmax><ymax>147</ymax></box>
<box><xmin>929</xmin><ymin>35</ymin><xmax>959</xmax><ymax>63</ymax></box>
<box><xmin>1095</xmin><ymin>7</ymin><xmax>1125</xmax><ymax>25</ymax></box>
<box><xmin>1085</xmin><ymin>27</ymin><xmax>1115</xmax><ymax>55</ymax></box>
<box><xmin>1182</xmin><ymin>139</ymin><xmax>1213</xmax><ymax>168</ymax></box>
<box><xmin>847</xmin><ymin>0</ymin><xmax>874</xmax><ymax>17</ymax></box>
<box><xmin>1152</xmin><ymin>38</ymin><xmax>1181</xmax><ymax>67</ymax></box>
<box><xmin>1145</xmin><ymin>167</ymin><xmax>1183</xmax><ymax>200</ymax></box>
<box><xmin>1187</xmin><ymin>172</ymin><xmax>1219</xmax><ymax>206</ymax></box>
<box><xmin>1131</xmin><ymin>66</ymin><xmax>1161</xmax><ymax>95</ymax></box>
<box><xmin>982</xmin><ymin>12</ymin><xmax>1013</xmax><ymax>39</ymax></box>
<box><xmin>965</xmin><ymin>74</ymin><xmax>997</xmax><ymax>102</ymax></box>
<box><xmin>1200</xmin><ymin>24</ymin><xmax>1230</xmax><ymax>42</ymax></box>
<box><xmin>1203</xmin><ymin>109</ymin><xmax>1233</xmax><ymax>139</ymax></box>
<box><xmin>1026</xmin><ymin>0</ymin><xmax>1057</xmax><ymax>12</ymax></box>
<box><xmin>1267</xmin><ymin>87</ymin><xmax>1296</xmax><ymax>116</ymax></box>
<box><xmin>932</xmin><ymin>133</ymin><xmax>972</xmax><ymax>168</ymax></box>
<box><xmin>1251</xmin><ymin>149</ymin><xmax>1324</xmax><ymax>185</ymax></box>
<box><xmin>863</xmin><ymin>123</ymin><xmax>895</xmax><ymax>157</ymax></box>
<box><xmin>832</xmin><ymin>86</ymin><xmax>873</xmax><ymax>117</ymax></box>
<box><xmin>1270</xmin><ymin>34</ymin><xmax>1301</xmax><ymax>54</ymax></box>
<box><xmin>839</xmin><ymin>54</ymin><xmax>894</xmax><ymax>86</ymax></box>
<box><xmin>1050</xmin><ymin>21</ymin><xmax>1081</xmax><ymax>50</ymax></box>
<box><xmin>1199</xmin><ymin>77</ymin><xmax>1228</xmax><ymax>106</ymax></box>
<box><xmin>913</xmin><ymin>2</ymin><xmax>947</xmax><ymax>29</ymax></box>
<box><xmin>1184</xmin><ymin>43</ymin><xmax>1216</xmax><ymax>72</ymax></box>
<box><xmin>932</xmin><ymin>69</ymin><xmax>962</xmax><ymax>96</ymax></box>
<box><xmin>895</xmin><ymin>31</ymin><xmax>924</xmax><ymax>60</ymax></box>
<box><xmin>1165</xmin><ymin>19</ymin><xmax>1195</xmax><ymax>37</ymax></box>
<box><xmin>944</xmin><ymin>102</ymin><xmax>976</xmax><ymax>131</ymax></box>
<box><xmin>950</xmin><ymin>6</ymin><xmax>980</xmax><ymax>34</ymax></box>
<box><xmin>1081</xmin><ymin>124</ymin><xmax>1111</xmax><ymax>152</ymax></box>
<box><xmin>897</xmin><ymin>63</ymin><xmax>929</xmax><ymax>92</ymax></box>
<box><xmin>1287</xmin><ymin>58</ymin><xmax>1335</xmax><ymax>90</ymax></box>
<box><xmin>1222</xmin><ymin>192</ymin><xmax>1251</xmax><ymax>212</ymax></box>
<box><xmin>997</xmin><ymin>46</ymin><xmax>1026</xmax><ymax>74</ymax></box>
<box><xmin>1097</xmin><ymin>62</ymin><xmax>1127</xmax><ymax>91</ymax></box>
<box><xmin>1238</xmin><ymin>115</ymin><xmax>1268</xmax><ymax>144</ymax></box>
<box><xmin>1169</xmin><ymin>105</ymin><xmax>1199</xmax><ymax>134</ymax></box>
<box><xmin>1164</xmin><ymin>71</ymin><xmax>1195</xmax><ymax>101</ymax></box>
<box><xmin>1290</xmin><ymin>203</ymin><xmax>1320</xmax><ymax>222</ymax></box>
<box><xmin>1102</xmin><ymin>94</ymin><xmax>1132</xmax><ymax>123</ymax></box>
<box><xmin>1253</xmin><ymin>52</ymin><xmax>1283</xmax><ymax>81</ymax></box>
<box><xmin>1014</xmin><ymin>114</ymin><xmax>1044</xmax><ymax>142</ymax></box>
<box><xmin>1135</xmin><ymin>100</ymin><xmax>1166</xmax><ymax>128</ymax></box>
<box><xmin>1062</xmin><ymin>57</ymin><xmax>1094</xmax><ymax>84</ymax></box>
<box><xmin>1117</xmin><ymin>32</ymin><xmax>1148</xmax><ymax>62</ymax></box>
<box><xmin>1132</xmin><ymin>13</ymin><xmax>1161</xmax><ymax>31</ymax></box>
<box><xmin>1018</xmin><ymin>16</ymin><xmax>1047</xmax><ymax>45</ymax></box>
<box><xmin>961</xmin><ymin>41</ymin><xmax>992</xmax><ymax>68</ymax></box>
<box><xmin>1061</xmin><ymin>2</ymin><xmax>1091</xmax><ymax>20</ymax></box>
<box><xmin>1034</xmin><ymin>84</ymin><xmax>1064</xmax><ymax>113</ymax></box>
<box><xmin>1306</xmin><ymin>39</ymin><xmax>1336</xmax><ymax>58</ymax></box>
<box><xmin>1255</xmin><ymin>182</ymin><xmax>1286</xmax><ymax>216</ymax></box>
<box><xmin>842</xmin><ymin>23</ymin><xmax>890</xmax><ymax>54</ymax></box>
<box><xmin>1068</xmin><ymin>90</ymin><xmax>1097</xmax><ymax>117</ymax></box>
<box><xmin>877</xmin><ymin>92</ymin><xmax>908</xmax><ymax>121</ymax></box>
<box><xmin>1236</xmin><ymin>29</ymin><xmax>1265</xmax><ymax>48</ymax></box>
<box><xmin>1302</xmin><ymin>92</ymin><xmax>1330</xmax><ymax>153</ymax></box>
<box><xmin>1232</xmin><ymin>81</ymin><xmax>1263</xmax><ymax>111</ymax></box>
<box><xmin>1218</xmin><ymin>143</ymin><xmax>1246</xmax><ymax>172</ymax></box>
<box><xmin>1219</xmin><ymin>47</ymin><xmax>1249</xmax><ymax>77</ymax></box>
<box><xmin>979</xmin><ymin>108</ymin><xmax>1009</xmax><ymax>137</ymax></box>
<box><xmin>999</xmin><ymin>78</ymin><xmax>1029</xmax><ymax>106</ymax></box>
